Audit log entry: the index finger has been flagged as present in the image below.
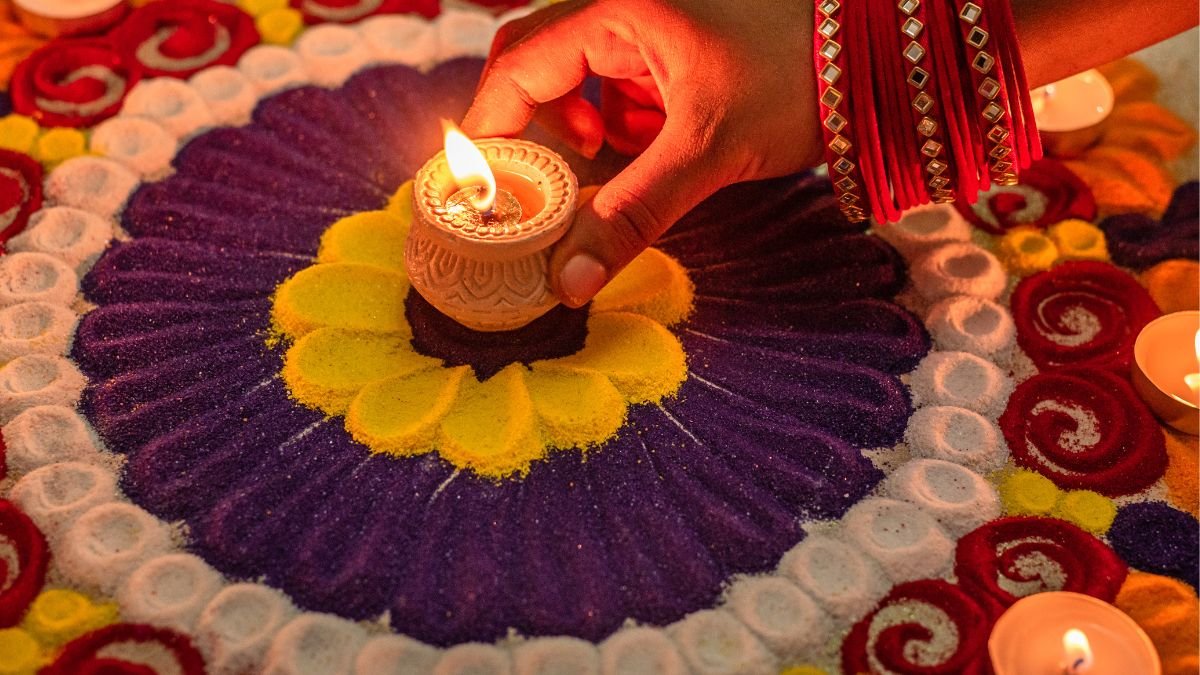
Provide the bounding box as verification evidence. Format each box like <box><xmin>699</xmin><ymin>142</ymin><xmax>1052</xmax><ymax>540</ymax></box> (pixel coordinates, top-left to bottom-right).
<box><xmin>462</xmin><ymin>2</ymin><xmax>646</xmax><ymax>138</ymax></box>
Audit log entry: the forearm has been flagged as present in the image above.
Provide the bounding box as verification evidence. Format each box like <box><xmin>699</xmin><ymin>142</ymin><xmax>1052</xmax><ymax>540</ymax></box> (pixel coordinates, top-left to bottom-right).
<box><xmin>1015</xmin><ymin>0</ymin><xmax>1198</xmax><ymax>87</ymax></box>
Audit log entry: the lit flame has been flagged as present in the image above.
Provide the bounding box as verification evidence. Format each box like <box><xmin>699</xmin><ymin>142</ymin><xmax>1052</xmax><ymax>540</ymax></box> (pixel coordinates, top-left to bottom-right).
<box><xmin>442</xmin><ymin>119</ymin><xmax>496</xmax><ymax>212</ymax></box>
<box><xmin>1187</xmin><ymin>329</ymin><xmax>1200</xmax><ymax>394</ymax></box>
<box><xmin>1062</xmin><ymin>629</ymin><xmax>1094</xmax><ymax>674</ymax></box>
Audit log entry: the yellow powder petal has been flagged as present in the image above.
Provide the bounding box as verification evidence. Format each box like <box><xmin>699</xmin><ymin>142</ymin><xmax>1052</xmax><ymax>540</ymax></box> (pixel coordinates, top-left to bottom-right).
<box><xmin>527</xmin><ymin>364</ymin><xmax>626</xmax><ymax>449</ymax></box>
<box><xmin>257</xmin><ymin>8</ymin><xmax>304</xmax><ymax>46</ymax></box>
<box><xmin>283</xmin><ymin>328</ymin><xmax>440</xmax><ymax>415</ymax></box>
<box><xmin>1115</xmin><ymin>572</ymin><xmax>1199</xmax><ymax>675</ymax></box>
<box><xmin>33</xmin><ymin>128</ymin><xmax>87</xmax><ymax>168</ymax></box>
<box><xmin>591</xmin><ymin>247</ymin><xmax>695</xmax><ymax>326</ymax></box>
<box><xmin>0</xmin><ymin>115</ymin><xmax>39</xmax><ymax>155</ymax></box>
<box><xmin>996</xmin><ymin>226</ymin><xmax>1059</xmax><ymax>276</ymax></box>
<box><xmin>272</xmin><ymin>263</ymin><xmax>410</xmax><ymax>338</ymax></box>
<box><xmin>347</xmin><ymin>366</ymin><xmax>468</xmax><ymax>457</ymax></box>
<box><xmin>0</xmin><ymin>628</ymin><xmax>42</xmax><ymax>675</ymax></box>
<box><xmin>1052</xmin><ymin>490</ymin><xmax>1117</xmax><ymax>535</ymax></box>
<box><xmin>552</xmin><ymin>312</ymin><xmax>687</xmax><ymax>404</ymax></box>
<box><xmin>1047</xmin><ymin>219</ymin><xmax>1109</xmax><ymax>262</ymax></box>
<box><xmin>317</xmin><ymin>210</ymin><xmax>409</xmax><ymax>270</ymax></box>
<box><xmin>439</xmin><ymin>364</ymin><xmax>543</xmax><ymax>479</ymax></box>
<box><xmin>21</xmin><ymin>589</ymin><xmax>117</xmax><ymax>648</ymax></box>
<box><xmin>237</xmin><ymin>0</ymin><xmax>287</xmax><ymax>17</ymax></box>
<box><xmin>998</xmin><ymin>469</ymin><xmax>1061</xmax><ymax>516</ymax></box>
<box><xmin>386</xmin><ymin>180</ymin><xmax>415</xmax><ymax>224</ymax></box>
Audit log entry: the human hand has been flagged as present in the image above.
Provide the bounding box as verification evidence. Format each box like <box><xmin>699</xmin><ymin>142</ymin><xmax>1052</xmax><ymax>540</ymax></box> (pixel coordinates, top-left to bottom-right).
<box><xmin>462</xmin><ymin>0</ymin><xmax>823</xmax><ymax>308</ymax></box>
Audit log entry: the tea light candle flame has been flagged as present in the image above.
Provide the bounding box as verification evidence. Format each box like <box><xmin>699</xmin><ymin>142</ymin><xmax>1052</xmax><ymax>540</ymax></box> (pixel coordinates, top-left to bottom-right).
<box><xmin>1063</xmin><ymin>629</ymin><xmax>1094</xmax><ymax>674</ymax></box>
<box><xmin>442</xmin><ymin>119</ymin><xmax>497</xmax><ymax>212</ymax></box>
<box><xmin>1185</xmin><ymin>330</ymin><xmax>1200</xmax><ymax>396</ymax></box>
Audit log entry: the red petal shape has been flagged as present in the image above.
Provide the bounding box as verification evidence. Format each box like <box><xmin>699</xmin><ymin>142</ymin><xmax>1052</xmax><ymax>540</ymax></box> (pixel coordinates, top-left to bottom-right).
<box><xmin>999</xmin><ymin>367</ymin><xmax>1167</xmax><ymax>495</ymax></box>
<box><xmin>956</xmin><ymin>516</ymin><xmax>1127</xmax><ymax>607</ymax></box>
<box><xmin>44</xmin><ymin>624</ymin><xmax>206</xmax><ymax>675</ymax></box>
<box><xmin>956</xmin><ymin>158</ymin><xmax>1097</xmax><ymax>234</ymax></box>
<box><xmin>842</xmin><ymin>579</ymin><xmax>999</xmax><ymax>675</ymax></box>
<box><xmin>1010</xmin><ymin>260</ymin><xmax>1161</xmax><ymax>372</ymax></box>
<box><xmin>110</xmin><ymin>0</ymin><xmax>260</xmax><ymax>79</ymax></box>
<box><xmin>0</xmin><ymin>499</ymin><xmax>50</xmax><ymax>627</ymax></box>
<box><xmin>10</xmin><ymin>38</ymin><xmax>140</xmax><ymax>128</ymax></box>
<box><xmin>0</xmin><ymin>149</ymin><xmax>43</xmax><ymax>247</ymax></box>
<box><xmin>289</xmin><ymin>0</ymin><xmax>441</xmax><ymax>24</ymax></box>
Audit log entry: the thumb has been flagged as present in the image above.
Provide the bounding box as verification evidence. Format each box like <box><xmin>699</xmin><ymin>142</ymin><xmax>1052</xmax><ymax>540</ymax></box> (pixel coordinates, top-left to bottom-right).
<box><xmin>550</xmin><ymin>117</ymin><xmax>732</xmax><ymax>307</ymax></box>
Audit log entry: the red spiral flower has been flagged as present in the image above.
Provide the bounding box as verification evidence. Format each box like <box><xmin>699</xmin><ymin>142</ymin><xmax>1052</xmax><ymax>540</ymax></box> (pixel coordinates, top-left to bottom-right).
<box><xmin>0</xmin><ymin>499</ymin><xmax>50</xmax><ymax>627</ymax></box>
<box><xmin>956</xmin><ymin>158</ymin><xmax>1097</xmax><ymax>234</ymax></box>
<box><xmin>0</xmin><ymin>149</ymin><xmax>43</xmax><ymax>247</ymax></box>
<box><xmin>842</xmin><ymin>579</ymin><xmax>999</xmax><ymax>675</ymax></box>
<box><xmin>289</xmin><ymin>0</ymin><xmax>441</xmax><ymax>24</ymax></box>
<box><xmin>43</xmin><ymin>624</ymin><xmax>206</xmax><ymax>675</ymax></box>
<box><xmin>10</xmin><ymin>38</ymin><xmax>141</xmax><ymax>128</ymax></box>
<box><xmin>999</xmin><ymin>367</ymin><xmax>1167</xmax><ymax>496</ymax></box>
<box><xmin>956</xmin><ymin>516</ymin><xmax>1127</xmax><ymax>609</ymax></box>
<box><xmin>111</xmin><ymin>0</ymin><xmax>260</xmax><ymax>79</ymax></box>
<box><xmin>1010</xmin><ymin>261</ymin><xmax>1161</xmax><ymax>372</ymax></box>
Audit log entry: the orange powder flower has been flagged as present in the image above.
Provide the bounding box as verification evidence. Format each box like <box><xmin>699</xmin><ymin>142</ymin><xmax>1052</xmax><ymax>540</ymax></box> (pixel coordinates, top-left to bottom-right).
<box><xmin>1051</xmin><ymin>60</ymin><xmax>1197</xmax><ymax>218</ymax></box>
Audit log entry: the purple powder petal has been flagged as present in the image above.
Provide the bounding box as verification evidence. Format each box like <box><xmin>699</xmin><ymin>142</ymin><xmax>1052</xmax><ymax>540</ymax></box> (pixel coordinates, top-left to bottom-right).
<box><xmin>83</xmin><ymin>239</ymin><xmax>308</xmax><ymax>303</ymax></box>
<box><xmin>680</xmin><ymin>333</ymin><xmax>911</xmax><ymax>447</ymax></box>
<box><xmin>72</xmin><ymin>300</ymin><xmax>270</xmax><ymax>378</ymax></box>
<box><xmin>1100</xmin><ymin>182</ymin><xmax>1200</xmax><ymax>269</ymax></box>
<box><xmin>1108</xmin><ymin>501</ymin><xmax>1199</xmax><ymax>589</ymax></box>
<box><xmin>687</xmin><ymin>299</ymin><xmax>929</xmax><ymax>374</ymax></box>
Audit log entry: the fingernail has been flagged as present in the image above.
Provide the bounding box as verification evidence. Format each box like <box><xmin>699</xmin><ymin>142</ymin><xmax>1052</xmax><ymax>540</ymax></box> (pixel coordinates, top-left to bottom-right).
<box><xmin>559</xmin><ymin>253</ymin><xmax>607</xmax><ymax>307</ymax></box>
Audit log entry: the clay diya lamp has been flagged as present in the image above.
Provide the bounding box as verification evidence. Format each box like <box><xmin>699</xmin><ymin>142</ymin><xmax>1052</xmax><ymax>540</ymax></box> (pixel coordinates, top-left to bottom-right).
<box><xmin>406</xmin><ymin>122</ymin><xmax>579</xmax><ymax>332</ymax></box>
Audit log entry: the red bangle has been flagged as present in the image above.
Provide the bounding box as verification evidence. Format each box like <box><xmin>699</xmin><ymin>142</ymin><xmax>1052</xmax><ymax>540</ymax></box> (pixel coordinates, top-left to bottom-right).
<box><xmin>952</xmin><ymin>0</ymin><xmax>1020</xmax><ymax>186</ymax></box>
<box><xmin>895</xmin><ymin>0</ymin><xmax>957</xmax><ymax>204</ymax></box>
<box><xmin>843</xmin><ymin>0</ymin><xmax>902</xmax><ymax>223</ymax></box>
<box><xmin>926</xmin><ymin>0</ymin><xmax>985</xmax><ymax>201</ymax></box>
<box><xmin>814</xmin><ymin>0</ymin><xmax>869</xmax><ymax>222</ymax></box>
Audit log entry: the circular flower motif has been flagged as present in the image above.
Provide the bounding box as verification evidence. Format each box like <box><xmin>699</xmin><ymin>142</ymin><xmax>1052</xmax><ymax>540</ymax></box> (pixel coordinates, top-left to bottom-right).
<box><xmin>1010</xmin><ymin>260</ymin><xmax>1161</xmax><ymax>372</ymax></box>
<box><xmin>11</xmin><ymin>38</ymin><xmax>140</xmax><ymax>128</ymax></box>
<box><xmin>289</xmin><ymin>0</ymin><xmax>441</xmax><ymax>24</ymax></box>
<box><xmin>75</xmin><ymin>61</ymin><xmax>928</xmax><ymax>645</ymax></box>
<box><xmin>1108</xmin><ymin>502</ymin><xmax>1199</xmax><ymax>589</ymax></box>
<box><xmin>955</xmin><ymin>516</ymin><xmax>1127</xmax><ymax>607</ymax></box>
<box><xmin>0</xmin><ymin>499</ymin><xmax>49</xmax><ymax>628</ymax></box>
<box><xmin>1100</xmin><ymin>181</ymin><xmax>1199</xmax><ymax>270</ymax></box>
<box><xmin>841</xmin><ymin>579</ymin><xmax>999</xmax><ymax>675</ymax></box>
<box><xmin>42</xmin><ymin>623</ymin><xmax>207</xmax><ymax>675</ymax></box>
<box><xmin>956</xmin><ymin>159</ymin><xmax>1096</xmax><ymax>234</ymax></box>
<box><xmin>0</xmin><ymin>149</ymin><xmax>43</xmax><ymax>247</ymax></box>
<box><xmin>110</xmin><ymin>0</ymin><xmax>261</xmax><ymax>79</ymax></box>
<box><xmin>998</xmin><ymin>367</ymin><xmax>1167</xmax><ymax>496</ymax></box>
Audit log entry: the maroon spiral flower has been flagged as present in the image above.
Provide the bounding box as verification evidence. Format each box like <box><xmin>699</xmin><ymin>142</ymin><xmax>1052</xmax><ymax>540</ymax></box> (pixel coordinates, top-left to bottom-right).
<box><xmin>999</xmin><ymin>367</ymin><xmax>1167</xmax><ymax>496</ymax></box>
<box><xmin>0</xmin><ymin>149</ymin><xmax>43</xmax><ymax>247</ymax></box>
<box><xmin>111</xmin><ymin>0</ymin><xmax>260</xmax><ymax>79</ymax></box>
<box><xmin>43</xmin><ymin>623</ymin><xmax>206</xmax><ymax>675</ymax></box>
<box><xmin>957</xmin><ymin>158</ymin><xmax>1097</xmax><ymax>234</ymax></box>
<box><xmin>10</xmin><ymin>38</ymin><xmax>141</xmax><ymax>128</ymax></box>
<box><xmin>0</xmin><ymin>499</ymin><xmax>49</xmax><ymax>627</ymax></box>
<box><xmin>956</xmin><ymin>516</ymin><xmax>1128</xmax><ymax>608</ymax></box>
<box><xmin>1010</xmin><ymin>260</ymin><xmax>1161</xmax><ymax>372</ymax></box>
<box><xmin>842</xmin><ymin>579</ymin><xmax>999</xmax><ymax>675</ymax></box>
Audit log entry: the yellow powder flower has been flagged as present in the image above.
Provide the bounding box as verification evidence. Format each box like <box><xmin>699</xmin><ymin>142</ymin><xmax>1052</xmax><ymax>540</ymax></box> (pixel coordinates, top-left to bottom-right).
<box><xmin>996</xmin><ymin>226</ymin><xmax>1059</xmax><ymax>275</ymax></box>
<box><xmin>0</xmin><ymin>115</ymin><xmax>39</xmax><ymax>154</ymax></box>
<box><xmin>1052</xmin><ymin>490</ymin><xmax>1117</xmax><ymax>534</ymax></box>
<box><xmin>257</xmin><ymin>8</ymin><xmax>304</xmax><ymax>46</ymax></box>
<box><xmin>1047</xmin><ymin>219</ymin><xmax>1108</xmax><ymax>261</ymax></box>
<box><xmin>272</xmin><ymin>182</ymin><xmax>694</xmax><ymax>479</ymax></box>
<box><xmin>0</xmin><ymin>628</ymin><xmax>43</xmax><ymax>675</ymax></box>
<box><xmin>21</xmin><ymin>589</ymin><xmax>118</xmax><ymax>648</ymax></box>
<box><xmin>999</xmin><ymin>469</ymin><xmax>1062</xmax><ymax>516</ymax></box>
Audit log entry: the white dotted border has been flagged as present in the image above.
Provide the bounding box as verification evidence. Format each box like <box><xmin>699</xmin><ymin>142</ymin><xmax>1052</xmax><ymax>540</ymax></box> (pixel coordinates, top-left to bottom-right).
<box><xmin>0</xmin><ymin>15</ymin><xmax>1029</xmax><ymax>675</ymax></box>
